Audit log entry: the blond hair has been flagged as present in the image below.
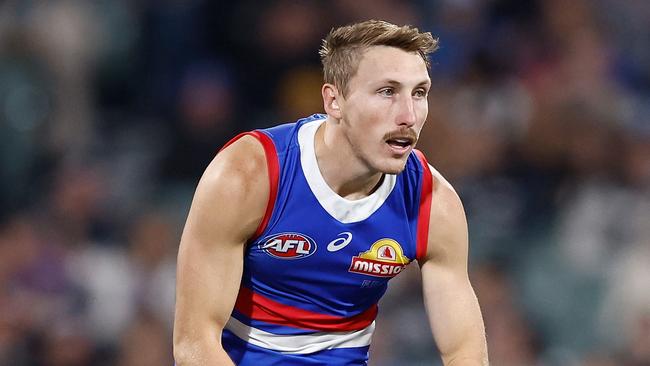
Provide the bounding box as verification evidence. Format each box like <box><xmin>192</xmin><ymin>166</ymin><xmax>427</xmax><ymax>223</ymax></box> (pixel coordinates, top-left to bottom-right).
<box><xmin>319</xmin><ymin>20</ymin><xmax>438</xmax><ymax>96</ymax></box>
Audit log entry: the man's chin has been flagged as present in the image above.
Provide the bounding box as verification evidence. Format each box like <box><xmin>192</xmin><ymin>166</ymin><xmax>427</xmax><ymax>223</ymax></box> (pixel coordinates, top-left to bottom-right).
<box><xmin>379</xmin><ymin>160</ymin><xmax>409</xmax><ymax>175</ymax></box>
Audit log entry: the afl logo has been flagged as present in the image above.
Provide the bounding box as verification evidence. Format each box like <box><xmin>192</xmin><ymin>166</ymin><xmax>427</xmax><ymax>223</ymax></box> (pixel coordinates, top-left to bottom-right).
<box><xmin>260</xmin><ymin>232</ymin><xmax>317</xmax><ymax>259</ymax></box>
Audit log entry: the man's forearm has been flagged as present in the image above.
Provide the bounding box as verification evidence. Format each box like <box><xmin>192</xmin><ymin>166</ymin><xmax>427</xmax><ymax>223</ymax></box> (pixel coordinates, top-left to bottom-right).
<box><xmin>174</xmin><ymin>340</ymin><xmax>235</xmax><ymax>366</ymax></box>
<box><xmin>446</xmin><ymin>355</ymin><xmax>489</xmax><ymax>366</ymax></box>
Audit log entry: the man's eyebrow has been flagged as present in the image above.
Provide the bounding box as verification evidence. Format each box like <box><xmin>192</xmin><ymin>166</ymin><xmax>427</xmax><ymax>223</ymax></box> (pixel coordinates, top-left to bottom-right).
<box><xmin>379</xmin><ymin>79</ymin><xmax>431</xmax><ymax>87</ymax></box>
<box><xmin>416</xmin><ymin>80</ymin><xmax>432</xmax><ymax>88</ymax></box>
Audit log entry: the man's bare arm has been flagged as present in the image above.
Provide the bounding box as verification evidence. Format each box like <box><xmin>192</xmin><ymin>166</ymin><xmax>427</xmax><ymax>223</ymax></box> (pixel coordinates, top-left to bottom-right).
<box><xmin>419</xmin><ymin>167</ymin><xmax>488</xmax><ymax>366</ymax></box>
<box><xmin>173</xmin><ymin>136</ymin><xmax>269</xmax><ymax>366</ymax></box>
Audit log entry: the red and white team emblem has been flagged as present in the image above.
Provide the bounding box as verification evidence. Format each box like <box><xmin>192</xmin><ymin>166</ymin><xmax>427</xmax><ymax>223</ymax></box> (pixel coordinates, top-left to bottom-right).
<box><xmin>260</xmin><ymin>232</ymin><xmax>317</xmax><ymax>259</ymax></box>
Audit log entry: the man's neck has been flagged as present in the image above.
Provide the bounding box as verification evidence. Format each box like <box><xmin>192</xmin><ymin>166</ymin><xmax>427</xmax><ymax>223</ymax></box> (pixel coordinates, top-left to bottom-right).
<box><xmin>314</xmin><ymin>120</ymin><xmax>384</xmax><ymax>200</ymax></box>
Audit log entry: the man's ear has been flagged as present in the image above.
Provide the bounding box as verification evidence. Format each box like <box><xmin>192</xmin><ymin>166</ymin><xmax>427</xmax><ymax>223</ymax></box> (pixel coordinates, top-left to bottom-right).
<box><xmin>322</xmin><ymin>83</ymin><xmax>342</xmax><ymax>119</ymax></box>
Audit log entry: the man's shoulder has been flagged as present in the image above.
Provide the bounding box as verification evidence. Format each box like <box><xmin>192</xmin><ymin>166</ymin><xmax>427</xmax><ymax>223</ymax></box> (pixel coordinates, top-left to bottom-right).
<box><xmin>213</xmin><ymin>134</ymin><xmax>268</xmax><ymax>181</ymax></box>
<box><xmin>428</xmin><ymin>165</ymin><xmax>455</xmax><ymax>197</ymax></box>
<box><xmin>407</xmin><ymin>151</ymin><xmax>463</xmax><ymax>225</ymax></box>
<box><xmin>411</xmin><ymin>155</ymin><xmax>468</xmax><ymax>263</ymax></box>
<box><xmin>181</xmin><ymin>132</ymin><xmax>272</xmax><ymax>248</ymax></box>
<box><xmin>407</xmin><ymin>150</ymin><xmax>455</xmax><ymax>196</ymax></box>
<box><xmin>427</xmin><ymin>162</ymin><xmax>466</xmax><ymax>238</ymax></box>
<box><xmin>424</xmin><ymin>167</ymin><xmax>460</xmax><ymax>217</ymax></box>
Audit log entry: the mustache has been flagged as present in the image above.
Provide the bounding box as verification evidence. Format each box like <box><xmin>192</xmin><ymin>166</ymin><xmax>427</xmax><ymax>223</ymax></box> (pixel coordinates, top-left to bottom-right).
<box><xmin>384</xmin><ymin>128</ymin><xmax>419</xmax><ymax>143</ymax></box>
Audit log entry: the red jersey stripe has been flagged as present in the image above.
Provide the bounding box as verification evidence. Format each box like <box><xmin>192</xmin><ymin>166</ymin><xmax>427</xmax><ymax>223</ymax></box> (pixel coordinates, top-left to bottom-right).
<box><xmin>414</xmin><ymin>149</ymin><xmax>433</xmax><ymax>261</ymax></box>
<box><xmin>234</xmin><ymin>287</ymin><xmax>378</xmax><ymax>332</ymax></box>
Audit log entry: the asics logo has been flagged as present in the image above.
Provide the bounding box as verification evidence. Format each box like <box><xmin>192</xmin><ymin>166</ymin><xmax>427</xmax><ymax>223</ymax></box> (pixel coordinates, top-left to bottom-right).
<box><xmin>327</xmin><ymin>232</ymin><xmax>353</xmax><ymax>252</ymax></box>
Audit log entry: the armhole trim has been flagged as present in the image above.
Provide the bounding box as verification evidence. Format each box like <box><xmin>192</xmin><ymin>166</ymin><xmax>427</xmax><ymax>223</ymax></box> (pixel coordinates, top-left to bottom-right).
<box><xmin>220</xmin><ymin>131</ymin><xmax>280</xmax><ymax>240</ymax></box>
<box><xmin>414</xmin><ymin>149</ymin><xmax>433</xmax><ymax>262</ymax></box>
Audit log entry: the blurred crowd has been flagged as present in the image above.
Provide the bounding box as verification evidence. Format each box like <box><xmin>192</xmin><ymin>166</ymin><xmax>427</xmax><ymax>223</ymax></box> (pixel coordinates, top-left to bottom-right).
<box><xmin>0</xmin><ymin>0</ymin><xmax>648</xmax><ymax>365</ymax></box>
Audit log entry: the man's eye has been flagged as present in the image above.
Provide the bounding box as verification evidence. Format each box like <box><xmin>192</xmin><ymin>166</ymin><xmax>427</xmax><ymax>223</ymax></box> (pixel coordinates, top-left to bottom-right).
<box><xmin>378</xmin><ymin>88</ymin><xmax>394</xmax><ymax>97</ymax></box>
<box><xmin>414</xmin><ymin>89</ymin><xmax>427</xmax><ymax>98</ymax></box>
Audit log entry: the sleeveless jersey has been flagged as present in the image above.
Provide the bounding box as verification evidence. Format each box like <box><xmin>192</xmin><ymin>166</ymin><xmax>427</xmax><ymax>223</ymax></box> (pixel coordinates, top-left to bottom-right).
<box><xmin>221</xmin><ymin>114</ymin><xmax>434</xmax><ymax>365</ymax></box>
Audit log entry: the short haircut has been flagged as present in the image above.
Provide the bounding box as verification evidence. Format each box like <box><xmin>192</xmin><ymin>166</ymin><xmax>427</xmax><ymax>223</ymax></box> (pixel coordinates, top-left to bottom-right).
<box><xmin>319</xmin><ymin>20</ymin><xmax>438</xmax><ymax>97</ymax></box>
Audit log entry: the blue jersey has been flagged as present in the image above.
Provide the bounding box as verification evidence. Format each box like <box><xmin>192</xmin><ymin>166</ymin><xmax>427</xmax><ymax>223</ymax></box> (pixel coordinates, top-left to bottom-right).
<box><xmin>221</xmin><ymin>114</ymin><xmax>434</xmax><ymax>365</ymax></box>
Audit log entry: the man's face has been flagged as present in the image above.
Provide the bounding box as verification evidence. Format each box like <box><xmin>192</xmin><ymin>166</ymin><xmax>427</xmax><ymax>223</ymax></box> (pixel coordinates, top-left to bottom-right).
<box><xmin>338</xmin><ymin>46</ymin><xmax>431</xmax><ymax>174</ymax></box>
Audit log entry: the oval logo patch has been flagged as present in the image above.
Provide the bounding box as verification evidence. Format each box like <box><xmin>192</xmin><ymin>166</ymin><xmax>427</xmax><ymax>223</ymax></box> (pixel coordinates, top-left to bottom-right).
<box><xmin>260</xmin><ymin>232</ymin><xmax>317</xmax><ymax>259</ymax></box>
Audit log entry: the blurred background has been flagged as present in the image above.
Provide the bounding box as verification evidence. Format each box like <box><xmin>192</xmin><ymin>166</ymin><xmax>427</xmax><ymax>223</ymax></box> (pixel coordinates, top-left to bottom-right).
<box><xmin>0</xmin><ymin>0</ymin><xmax>648</xmax><ymax>365</ymax></box>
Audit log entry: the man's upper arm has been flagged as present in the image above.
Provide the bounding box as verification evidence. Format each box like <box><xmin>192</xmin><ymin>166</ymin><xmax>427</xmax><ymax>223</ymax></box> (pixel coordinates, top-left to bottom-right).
<box><xmin>173</xmin><ymin>135</ymin><xmax>270</xmax><ymax>355</ymax></box>
<box><xmin>419</xmin><ymin>166</ymin><xmax>488</xmax><ymax>365</ymax></box>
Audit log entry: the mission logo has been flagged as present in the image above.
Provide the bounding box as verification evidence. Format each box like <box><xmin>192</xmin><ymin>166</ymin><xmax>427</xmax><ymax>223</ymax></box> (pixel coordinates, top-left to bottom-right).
<box><xmin>349</xmin><ymin>239</ymin><xmax>410</xmax><ymax>277</ymax></box>
<box><xmin>260</xmin><ymin>232</ymin><xmax>317</xmax><ymax>259</ymax></box>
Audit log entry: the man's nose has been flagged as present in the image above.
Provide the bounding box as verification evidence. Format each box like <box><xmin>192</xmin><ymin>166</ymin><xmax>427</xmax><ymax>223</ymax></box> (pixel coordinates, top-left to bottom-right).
<box><xmin>396</xmin><ymin>95</ymin><xmax>417</xmax><ymax>127</ymax></box>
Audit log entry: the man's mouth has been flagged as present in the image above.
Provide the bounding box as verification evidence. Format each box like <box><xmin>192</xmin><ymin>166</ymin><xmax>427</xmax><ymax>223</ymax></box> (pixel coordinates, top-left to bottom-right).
<box><xmin>386</xmin><ymin>137</ymin><xmax>414</xmax><ymax>149</ymax></box>
<box><xmin>384</xmin><ymin>129</ymin><xmax>417</xmax><ymax>154</ymax></box>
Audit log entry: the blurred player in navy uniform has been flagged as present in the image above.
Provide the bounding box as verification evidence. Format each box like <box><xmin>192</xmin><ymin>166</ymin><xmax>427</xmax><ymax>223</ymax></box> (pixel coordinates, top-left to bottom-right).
<box><xmin>173</xmin><ymin>20</ymin><xmax>488</xmax><ymax>365</ymax></box>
